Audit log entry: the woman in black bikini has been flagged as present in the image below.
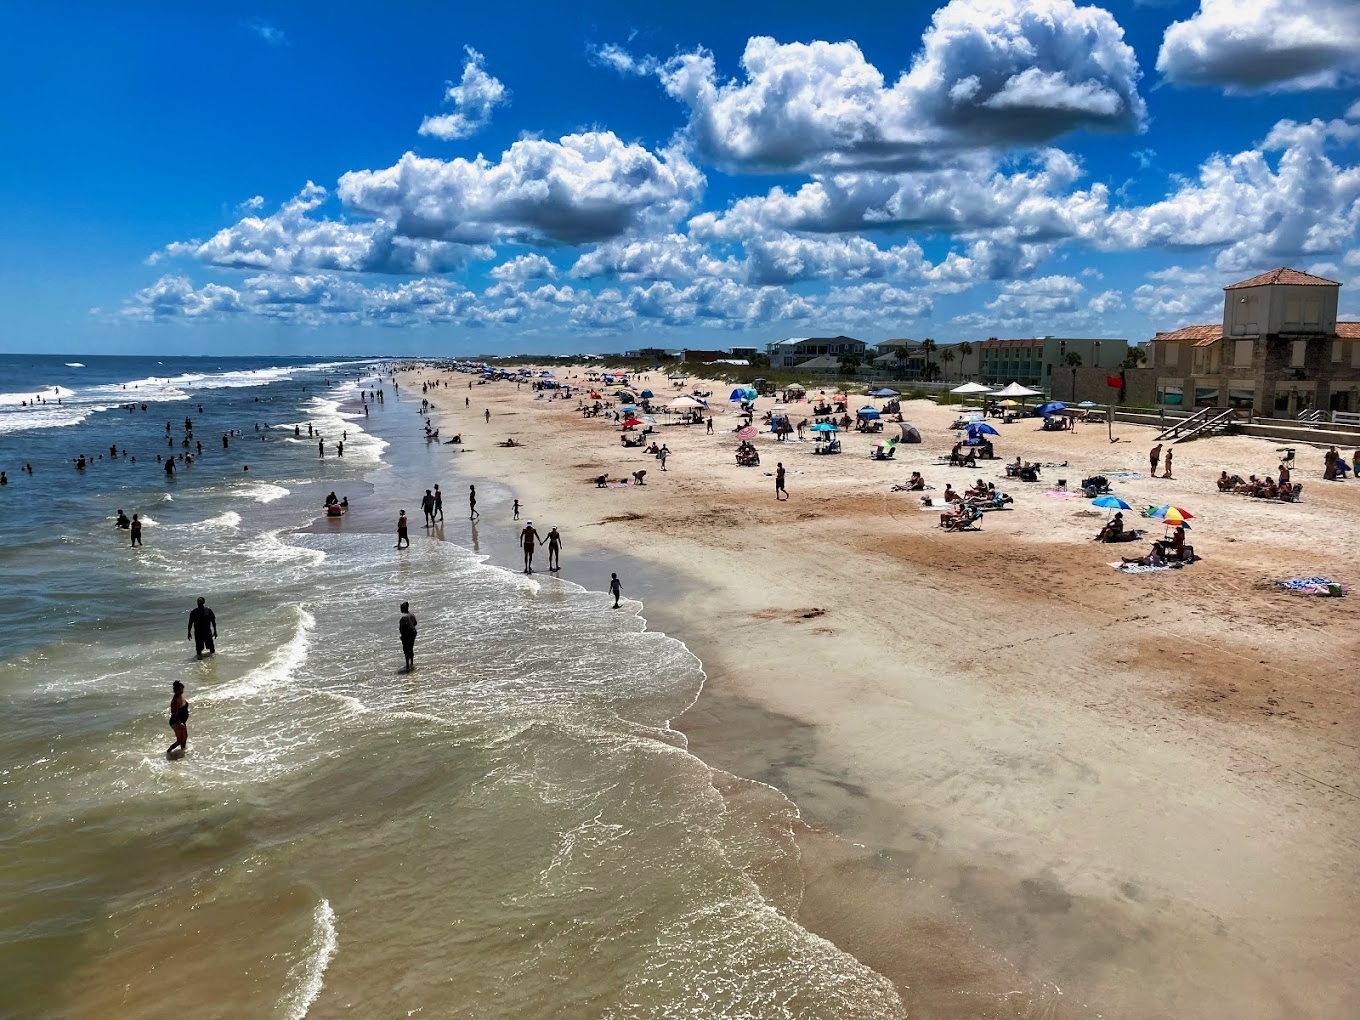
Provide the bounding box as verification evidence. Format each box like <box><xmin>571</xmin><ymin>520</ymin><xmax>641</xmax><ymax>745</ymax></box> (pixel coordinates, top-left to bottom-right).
<box><xmin>167</xmin><ymin>681</ymin><xmax>189</xmax><ymax>757</ymax></box>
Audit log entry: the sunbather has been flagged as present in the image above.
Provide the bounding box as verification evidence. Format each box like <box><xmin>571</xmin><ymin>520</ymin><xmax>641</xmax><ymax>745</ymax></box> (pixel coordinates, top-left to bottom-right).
<box><xmin>1121</xmin><ymin>546</ymin><xmax>1167</xmax><ymax>568</ymax></box>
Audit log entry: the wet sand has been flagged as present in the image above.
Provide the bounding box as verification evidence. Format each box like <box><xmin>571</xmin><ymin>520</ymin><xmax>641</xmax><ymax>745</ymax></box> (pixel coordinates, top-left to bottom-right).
<box><xmin>401</xmin><ymin>366</ymin><xmax>1360</xmax><ymax>1019</ymax></box>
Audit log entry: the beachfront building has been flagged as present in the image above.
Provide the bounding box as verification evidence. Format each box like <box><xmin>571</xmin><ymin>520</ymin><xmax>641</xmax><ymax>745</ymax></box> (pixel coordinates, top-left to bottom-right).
<box><xmin>1148</xmin><ymin>268</ymin><xmax>1360</xmax><ymax>414</ymax></box>
<box><xmin>977</xmin><ymin>336</ymin><xmax>1128</xmax><ymax>388</ymax></box>
<box><xmin>766</xmin><ymin>335</ymin><xmax>866</xmax><ymax>368</ymax></box>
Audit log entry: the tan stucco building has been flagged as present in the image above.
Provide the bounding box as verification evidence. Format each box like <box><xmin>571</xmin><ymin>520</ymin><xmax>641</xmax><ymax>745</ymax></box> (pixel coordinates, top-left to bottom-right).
<box><xmin>1149</xmin><ymin>268</ymin><xmax>1360</xmax><ymax>414</ymax></box>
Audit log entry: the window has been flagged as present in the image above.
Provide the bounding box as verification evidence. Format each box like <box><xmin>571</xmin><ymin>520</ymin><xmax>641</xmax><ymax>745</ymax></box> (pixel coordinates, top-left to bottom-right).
<box><xmin>1234</xmin><ymin>340</ymin><xmax>1253</xmax><ymax>368</ymax></box>
<box><xmin>1164</xmin><ymin>344</ymin><xmax>1179</xmax><ymax>368</ymax></box>
<box><xmin>1158</xmin><ymin>384</ymin><xmax>1184</xmax><ymax>406</ymax></box>
<box><xmin>1332</xmin><ymin>340</ymin><xmax>1343</xmax><ymax>363</ymax></box>
<box><xmin>1194</xmin><ymin>387</ymin><xmax>1219</xmax><ymax>407</ymax></box>
<box><xmin>1274</xmin><ymin>391</ymin><xmax>1290</xmax><ymax>413</ymax></box>
<box><xmin>1285</xmin><ymin>297</ymin><xmax>1302</xmax><ymax>325</ymax></box>
<box><xmin>1228</xmin><ymin>388</ymin><xmax>1255</xmax><ymax>409</ymax></box>
<box><xmin>1290</xmin><ymin>340</ymin><xmax>1307</xmax><ymax>368</ymax></box>
<box><xmin>1304</xmin><ymin>299</ymin><xmax>1321</xmax><ymax>326</ymax></box>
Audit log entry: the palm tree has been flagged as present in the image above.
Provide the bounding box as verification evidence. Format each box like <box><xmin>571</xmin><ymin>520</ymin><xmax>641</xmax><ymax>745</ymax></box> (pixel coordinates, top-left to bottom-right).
<box><xmin>939</xmin><ymin>347</ymin><xmax>956</xmax><ymax>380</ymax></box>
<box><xmin>920</xmin><ymin>338</ymin><xmax>937</xmax><ymax>380</ymax></box>
<box><xmin>958</xmin><ymin>341</ymin><xmax>973</xmax><ymax>379</ymax></box>
<box><xmin>893</xmin><ymin>346</ymin><xmax>913</xmax><ymax>379</ymax></box>
<box><xmin>1121</xmin><ymin>346</ymin><xmax>1147</xmax><ymax>369</ymax></box>
<box><xmin>1062</xmin><ymin>351</ymin><xmax>1083</xmax><ymax>399</ymax></box>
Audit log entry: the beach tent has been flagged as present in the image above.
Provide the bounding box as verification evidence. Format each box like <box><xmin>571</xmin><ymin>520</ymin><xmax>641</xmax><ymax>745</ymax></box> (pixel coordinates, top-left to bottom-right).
<box><xmin>966</xmin><ymin>422</ymin><xmax>999</xmax><ymax>438</ymax></box>
<box><xmin>992</xmin><ymin>382</ymin><xmax>1042</xmax><ymax>397</ymax></box>
<box><xmin>729</xmin><ymin>387</ymin><xmax>758</xmax><ymax>402</ymax></box>
<box><xmin>856</xmin><ymin>406</ymin><xmax>881</xmax><ymax>420</ymax></box>
<box><xmin>950</xmin><ymin>382</ymin><xmax>993</xmax><ymax>394</ymax></box>
<box><xmin>640</xmin><ymin>389</ymin><xmax>654</xmax><ymax>399</ymax></box>
<box><xmin>897</xmin><ymin>423</ymin><xmax>922</xmax><ymax>443</ymax></box>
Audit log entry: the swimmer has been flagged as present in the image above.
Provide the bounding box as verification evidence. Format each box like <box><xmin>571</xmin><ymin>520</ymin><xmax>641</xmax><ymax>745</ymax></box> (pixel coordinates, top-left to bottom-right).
<box><xmin>187</xmin><ymin>597</ymin><xmax>217</xmax><ymax>658</ymax></box>
<box><xmin>167</xmin><ymin>681</ymin><xmax>189</xmax><ymax>757</ymax></box>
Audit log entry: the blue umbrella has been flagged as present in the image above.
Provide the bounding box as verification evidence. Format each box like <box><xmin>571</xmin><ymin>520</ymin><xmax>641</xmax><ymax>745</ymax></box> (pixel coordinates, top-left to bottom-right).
<box><xmin>640</xmin><ymin>389</ymin><xmax>654</xmax><ymax>399</ymax></box>
<box><xmin>966</xmin><ymin>421</ymin><xmax>999</xmax><ymax>437</ymax></box>
<box><xmin>810</xmin><ymin>422</ymin><xmax>838</xmax><ymax>432</ymax></box>
<box><xmin>856</xmin><ymin>406</ymin><xmax>881</xmax><ymax>420</ymax></box>
<box><xmin>1035</xmin><ymin>401</ymin><xmax>1067</xmax><ymax>416</ymax></box>
<box><xmin>868</xmin><ymin>387</ymin><xmax>899</xmax><ymax>398</ymax></box>
<box><xmin>729</xmin><ymin>388</ymin><xmax>749</xmax><ymax>401</ymax></box>
<box><xmin>621</xmin><ymin>404</ymin><xmax>638</xmax><ymax>413</ymax></box>
<box><xmin>1091</xmin><ymin>495</ymin><xmax>1132</xmax><ymax>510</ymax></box>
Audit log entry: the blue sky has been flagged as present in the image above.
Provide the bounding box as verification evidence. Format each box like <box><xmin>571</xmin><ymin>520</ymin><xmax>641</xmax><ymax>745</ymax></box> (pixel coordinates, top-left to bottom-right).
<box><xmin>2</xmin><ymin>0</ymin><xmax>1358</xmax><ymax>356</ymax></box>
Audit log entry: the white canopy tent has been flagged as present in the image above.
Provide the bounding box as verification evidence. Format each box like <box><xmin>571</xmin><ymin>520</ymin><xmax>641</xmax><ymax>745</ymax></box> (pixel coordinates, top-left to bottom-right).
<box><xmin>665</xmin><ymin>395</ymin><xmax>703</xmax><ymax>409</ymax></box>
<box><xmin>992</xmin><ymin>382</ymin><xmax>1042</xmax><ymax>397</ymax></box>
<box><xmin>950</xmin><ymin>382</ymin><xmax>993</xmax><ymax>394</ymax></box>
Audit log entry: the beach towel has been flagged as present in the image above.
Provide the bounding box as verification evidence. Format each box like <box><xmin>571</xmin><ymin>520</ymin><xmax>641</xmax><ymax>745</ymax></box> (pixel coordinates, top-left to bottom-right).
<box><xmin>1105</xmin><ymin>471</ymin><xmax>1142</xmax><ymax>480</ymax></box>
<box><xmin>1108</xmin><ymin>562</ymin><xmax>1173</xmax><ymax>573</ymax></box>
<box><xmin>1043</xmin><ymin>489</ymin><xmax>1082</xmax><ymax>499</ymax></box>
<box><xmin>1274</xmin><ymin>577</ymin><xmax>1349</xmax><ymax>596</ymax></box>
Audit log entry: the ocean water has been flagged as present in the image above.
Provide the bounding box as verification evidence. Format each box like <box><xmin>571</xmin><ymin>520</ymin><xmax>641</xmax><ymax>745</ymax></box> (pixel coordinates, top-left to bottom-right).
<box><xmin>0</xmin><ymin>355</ymin><xmax>903</xmax><ymax>1018</ymax></box>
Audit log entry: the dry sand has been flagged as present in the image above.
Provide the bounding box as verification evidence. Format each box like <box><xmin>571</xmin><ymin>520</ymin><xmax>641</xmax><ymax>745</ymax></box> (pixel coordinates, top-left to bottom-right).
<box><xmin>401</xmin><ymin>365</ymin><xmax>1359</xmax><ymax>1019</ymax></box>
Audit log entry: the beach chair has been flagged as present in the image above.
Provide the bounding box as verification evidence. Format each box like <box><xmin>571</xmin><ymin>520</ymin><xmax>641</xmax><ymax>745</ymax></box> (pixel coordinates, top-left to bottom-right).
<box><xmin>941</xmin><ymin>507</ymin><xmax>983</xmax><ymax>532</ymax></box>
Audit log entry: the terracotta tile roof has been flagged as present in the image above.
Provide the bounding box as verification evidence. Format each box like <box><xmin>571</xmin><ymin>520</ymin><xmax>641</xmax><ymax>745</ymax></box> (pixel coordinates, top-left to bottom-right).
<box><xmin>1337</xmin><ymin>322</ymin><xmax>1360</xmax><ymax>338</ymax></box>
<box><xmin>1153</xmin><ymin>324</ymin><xmax>1222</xmax><ymax>346</ymax></box>
<box><xmin>1225</xmin><ymin>267</ymin><xmax>1341</xmax><ymax>290</ymax></box>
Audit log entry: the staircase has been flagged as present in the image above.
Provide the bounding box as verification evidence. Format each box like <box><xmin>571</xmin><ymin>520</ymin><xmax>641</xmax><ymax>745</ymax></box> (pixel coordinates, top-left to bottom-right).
<box><xmin>1155</xmin><ymin>406</ymin><xmax>1239</xmax><ymax>444</ymax></box>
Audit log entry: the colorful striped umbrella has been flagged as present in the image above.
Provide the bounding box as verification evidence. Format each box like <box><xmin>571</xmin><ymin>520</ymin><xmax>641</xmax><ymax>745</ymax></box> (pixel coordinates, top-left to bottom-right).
<box><xmin>736</xmin><ymin>425</ymin><xmax>757</xmax><ymax>440</ymax></box>
<box><xmin>1148</xmin><ymin>505</ymin><xmax>1194</xmax><ymax>522</ymax></box>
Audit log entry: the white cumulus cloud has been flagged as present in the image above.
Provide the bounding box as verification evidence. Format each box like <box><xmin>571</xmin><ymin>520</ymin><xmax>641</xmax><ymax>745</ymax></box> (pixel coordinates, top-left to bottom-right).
<box><xmin>420</xmin><ymin>47</ymin><xmax>510</xmax><ymax>140</ymax></box>
<box><xmin>1157</xmin><ymin>0</ymin><xmax>1360</xmax><ymax>92</ymax></box>
<box><xmin>338</xmin><ymin>132</ymin><xmax>704</xmax><ymax>244</ymax></box>
<box><xmin>609</xmin><ymin>0</ymin><xmax>1144</xmax><ymax>172</ymax></box>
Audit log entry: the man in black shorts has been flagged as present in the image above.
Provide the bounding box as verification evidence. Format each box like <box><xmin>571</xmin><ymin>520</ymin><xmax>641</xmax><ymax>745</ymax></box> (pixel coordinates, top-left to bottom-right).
<box><xmin>399</xmin><ymin>601</ymin><xmax>417</xmax><ymax>672</ymax></box>
<box><xmin>775</xmin><ymin>463</ymin><xmax>787</xmax><ymax>500</ymax></box>
<box><xmin>187</xmin><ymin>597</ymin><xmax>217</xmax><ymax>658</ymax></box>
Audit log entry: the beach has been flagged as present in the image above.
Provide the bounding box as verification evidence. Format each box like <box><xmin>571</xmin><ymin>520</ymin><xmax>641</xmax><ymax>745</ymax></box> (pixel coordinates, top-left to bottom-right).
<box><xmin>407</xmin><ymin>364</ymin><xmax>1360</xmax><ymax>1019</ymax></box>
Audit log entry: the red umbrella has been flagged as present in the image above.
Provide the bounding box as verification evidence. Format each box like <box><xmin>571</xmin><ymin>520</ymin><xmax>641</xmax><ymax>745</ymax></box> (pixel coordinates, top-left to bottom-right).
<box><xmin>620</xmin><ymin>417</ymin><xmax>644</xmax><ymax>429</ymax></box>
<box><xmin>736</xmin><ymin>425</ymin><xmax>757</xmax><ymax>440</ymax></box>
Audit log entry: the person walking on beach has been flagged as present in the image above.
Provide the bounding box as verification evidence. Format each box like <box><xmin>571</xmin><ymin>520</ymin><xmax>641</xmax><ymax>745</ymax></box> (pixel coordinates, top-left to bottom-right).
<box><xmin>465</xmin><ymin>396</ymin><xmax>470</xmax><ymax>408</ymax></box>
<box><xmin>706</xmin><ymin>417</ymin><xmax>713</xmax><ymax>435</ymax></box>
<box><xmin>421</xmin><ymin>489</ymin><xmax>437</xmax><ymax>526</ymax></box>
<box><xmin>433</xmin><ymin>484</ymin><xmax>443</xmax><ymax>521</ymax></box>
<box><xmin>658</xmin><ymin>445</ymin><xmax>669</xmax><ymax>471</ymax></box>
<box><xmin>484</xmin><ymin>408</ymin><xmax>491</xmax><ymax>424</ymax></box>
<box><xmin>167</xmin><ymin>681</ymin><xmax>189</xmax><ymax>757</ymax></box>
<box><xmin>187</xmin><ymin>597</ymin><xmax>217</xmax><ymax>658</ymax></box>
<box><xmin>512</xmin><ymin>498</ymin><xmax>521</xmax><ymax>520</ymax></box>
<box><xmin>1163</xmin><ymin>448</ymin><xmax>1174</xmax><ymax>479</ymax></box>
<box><xmin>130</xmin><ymin>513</ymin><xmax>142</xmax><ymax>547</ymax></box>
<box><xmin>546</xmin><ymin>527</ymin><xmax>562</xmax><ymax>572</ymax></box>
<box><xmin>398</xmin><ymin>601</ymin><xmax>418</xmax><ymax>672</ymax></box>
<box><xmin>609</xmin><ymin>572</ymin><xmax>623</xmax><ymax>608</ymax></box>
<box><xmin>1149</xmin><ymin>443</ymin><xmax>1162</xmax><ymax>478</ymax></box>
<box><xmin>468</xmin><ymin>485</ymin><xmax>479</xmax><ymax>520</ymax></box>
<box><xmin>775</xmin><ymin>463</ymin><xmax>787</xmax><ymax>500</ymax></box>
<box><xmin>396</xmin><ymin>510</ymin><xmax>410</xmax><ymax>549</ymax></box>
<box><xmin>519</xmin><ymin>521</ymin><xmax>541</xmax><ymax>573</ymax></box>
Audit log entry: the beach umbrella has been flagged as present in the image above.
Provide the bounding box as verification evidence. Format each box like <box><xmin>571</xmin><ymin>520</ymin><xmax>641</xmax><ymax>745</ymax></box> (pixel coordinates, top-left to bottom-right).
<box><xmin>966</xmin><ymin>421</ymin><xmax>999</xmax><ymax>437</ymax></box>
<box><xmin>810</xmin><ymin>422</ymin><xmax>838</xmax><ymax>432</ymax></box>
<box><xmin>950</xmin><ymin>382</ymin><xmax>993</xmax><ymax>394</ymax></box>
<box><xmin>997</xmin><ymin>398</ymin><xmax>1020</xmax><ymax>408</ymax></box>
<box><xmin>620</xmin><ymin>417</ymin><xmax>644</xmax><ymax>429</ymax></box>
<box><xmin>1035</xmin><ymin>401</ymin><xmax>1067</xmax><ymax>416</ymax></box>
<box><xmin>1147</xmin><ymin>505</ymin><xmax>1195</xmax><ymax>521</ymax></box>
<box><xmin>867</xmin><ymin>387</ymin><xmax>899</xmax><ymax>398</ymax></box>
<box><xmin>856</xmin><ymin>406</ymin><xmax>881</xmax><ymax>420</ymax></box>
<box><xmin>736</xmin><ymin>425</ymin><xmax>757</xmax><ymax>440</ymax></box>
<box><xmin>1091</xmin><ymin>495</ymin><xmax>1132</xmax><ymax>510</ymax></box>
<box><xmin>897</xmin><ymin>423</ymin><xmax>921</xmax><ymax>443</ymax></box>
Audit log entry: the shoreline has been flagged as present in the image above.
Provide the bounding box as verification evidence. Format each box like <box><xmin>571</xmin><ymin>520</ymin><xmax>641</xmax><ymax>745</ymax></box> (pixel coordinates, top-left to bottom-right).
<box><xmin>395</xmin><ymin>364</ymin><xmax>1360</xmax><ymax>1019</ymax></box>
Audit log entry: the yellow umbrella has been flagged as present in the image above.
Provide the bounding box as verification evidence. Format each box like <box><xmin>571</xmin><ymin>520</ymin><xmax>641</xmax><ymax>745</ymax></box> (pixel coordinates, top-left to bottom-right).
<box><xmin>998</xmin><ymin>399</ymin><xmax>1020</xmax><ymax>407</ymax></box>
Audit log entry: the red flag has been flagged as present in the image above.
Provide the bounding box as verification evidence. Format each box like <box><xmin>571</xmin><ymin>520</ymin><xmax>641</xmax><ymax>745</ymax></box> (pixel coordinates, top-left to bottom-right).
<box><xmin>1106</xmin><ymin>375</ymin><xmax>1122</xmax><ymax>388</ymax></box>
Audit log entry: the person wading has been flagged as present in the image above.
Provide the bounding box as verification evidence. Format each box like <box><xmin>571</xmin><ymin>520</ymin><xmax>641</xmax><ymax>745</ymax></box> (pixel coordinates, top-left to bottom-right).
<box><xmin>187</xmin><ymin>597</ymin><xmax>217</xmax><ymax>658</ymax></box>
<box><xmin>398</xmin><ymin>601</ymin><xmax>418</xmax><ymax>672</ymax></box>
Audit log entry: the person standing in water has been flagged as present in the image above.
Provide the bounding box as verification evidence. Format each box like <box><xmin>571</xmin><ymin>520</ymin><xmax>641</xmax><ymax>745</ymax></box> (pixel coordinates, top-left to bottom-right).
<box><xmin>609</xmin><ymin>572</ymin><xmax>623</xmax><ymax>608</ymax></box>
<box><xmin>187</xmin><ymin>597</ymin><xmax>218</xmax><ymax>658</ymax></box>
<box><xmin>398</xmin><ymin>601</ymin><xmax>418</xmax><ymax>672</ymax></box>
<box><xmin>116</xmin><ymin>509</ymin><xmax>130</xmax><ymax>529</ymax></box>
<box><xmin>468</xmin><ymin>484</ymin><xmax>479</xmax><ymax>519</ymax></box>
<box><xmin>546</xmin><ymin>527</ymin><xmax>562</xmax><ymax>572</ymax></box>
<box><xmin>396</xmin><ymin>510</ymin><xmax>410</xmax><ymax>549</ymax></box>
<box><xmin>421</xmin><ymin>489</ymin><xmax>437</xmax><ymax>526</ymax></box>
<box><xmin>433</xmin><ymin>484</ymin><xmax>443</xmax><ymax>521</ymax></box>
<box><xmin>167</xmin><ymin>681</ymin><xmax>189</xmax><ymax>757</ymax></box>
<box><xmin>519</xmin><ymin>521</ymin><xmax>541</xmax><ymax>573</ymax></box>
<box><xmin>130</xmin><ymin>513</ymin><xmax>142</xmax><ymax>547</ymax></box>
